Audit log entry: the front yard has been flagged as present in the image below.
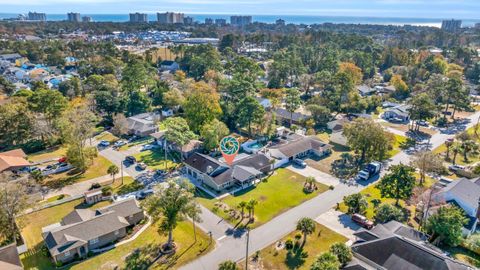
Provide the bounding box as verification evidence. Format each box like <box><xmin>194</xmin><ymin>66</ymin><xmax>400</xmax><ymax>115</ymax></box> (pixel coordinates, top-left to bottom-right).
<box><xmin>133</xmin><ymin>149</ymin><xmax>179</xmax><ymax>171</ymax></box>
<box><xmin>19</xmin><ymin>199</ymin><xmax>111</xmax><ymax>269</ymax></box>
<box><xmin>196</xmin><ymin>168</ymin><xmax>329</xmax><ymax>228</ymax></box>
<box><xmin>43</xmin><ymin>155</ymin><xmax>114</xmax><ymax>189</ymax></box>
<box><xmin>20</xmin><ymin>198</ymin><xmax>213</xmax><ymax>270</ymax></box>
<box><xmin>243</xmin><ymin>223</ymin><xmax>348</xmax><ymax>270</ymax></box>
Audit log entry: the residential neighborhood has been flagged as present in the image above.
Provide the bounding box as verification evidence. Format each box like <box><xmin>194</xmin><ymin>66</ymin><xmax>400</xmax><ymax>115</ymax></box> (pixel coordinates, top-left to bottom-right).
<box><xmin>0</xmin><ymin>3</ymin><xmax>480</xmax><ymax>270</ymax></box>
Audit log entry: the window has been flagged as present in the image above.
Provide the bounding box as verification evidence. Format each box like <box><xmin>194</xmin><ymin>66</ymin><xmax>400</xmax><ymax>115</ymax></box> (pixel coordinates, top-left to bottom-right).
<box><xmin>89</xmin><ymin>238</ymin><xmax>99</xmax><ymax>245</ymax></box>
<box><xmin>64</xmin><ymin>250</ymin><xmax>70</xmax><ymax>257</ymax></box>
<box><xmin>114</xmin><ymin>230</ymin><xmax>119</xmax><ymax>236</ymax></box>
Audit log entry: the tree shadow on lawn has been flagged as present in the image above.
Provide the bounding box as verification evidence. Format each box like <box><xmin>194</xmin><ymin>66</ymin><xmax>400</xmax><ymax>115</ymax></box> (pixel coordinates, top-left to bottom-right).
<box><xmin>44</xmin><ymin>172</ymin><xmax>83</xmax><ymax>189</ymax></box>
<box><xmin>116</xmin><ymin>181</ymin><xmax>144</xmax><ymax>195</ymax></box>
<box><xmin>285</xmin><ymin>246</ymin><xmax>308</xmax><ymax>269</ymax></box>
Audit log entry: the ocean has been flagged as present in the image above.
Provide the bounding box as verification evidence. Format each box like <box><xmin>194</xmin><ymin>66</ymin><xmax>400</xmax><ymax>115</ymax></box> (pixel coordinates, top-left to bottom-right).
<box><xmin>0</xmin><ymin>13</ymin><xmax>479</xmax><ymax>27</ymax></box>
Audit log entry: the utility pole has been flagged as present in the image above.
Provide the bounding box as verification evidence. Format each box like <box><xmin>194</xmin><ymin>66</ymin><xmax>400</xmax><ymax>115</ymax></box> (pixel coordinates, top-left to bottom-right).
<box><xmin>120</xmin><ymin>161</ymin><xmax>124</xmax><ymax>185</ymax></box>
<box><xmin>245</xmin><ymin>228</ymin><xmax>250</xmax><ymax>270</ymax></box>
<box><xmin>193</xmin><ymin>216</ymin><xmax>197</xmax><ymax>242</ymax></box>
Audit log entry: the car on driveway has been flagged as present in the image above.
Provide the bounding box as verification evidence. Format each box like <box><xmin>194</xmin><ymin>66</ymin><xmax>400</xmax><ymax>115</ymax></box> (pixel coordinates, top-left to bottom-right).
<box><xmin>125</xmin><ymin>156</ymin><xmax>137</xmax><ymax>164</ymax></box>
<box><xmin>141</xmin><ymin>144</ymin><xmax>155</xmax><ymax>151</ymax></box>
<box><xmin>351</xmin><ymin>213</ymin><xmax>374</xmax><ymax>229</ymax></box>
<box><xmin>98</xmin><ymin>140</ymin><xmax>110</xmax><ymax>147</ymax></box>
<box><xmin>114</xmin><ymin>140</ymin><xmax>127</xmax><ymax>147</ymax></box>
<box><xmin>136</xmin><ymin>162</ymin><xmax>147</xmax><ymax>170</ymax></box>
<box><xmin>136</xmin><ymin>189</ymin><xmax>154</xmax><ymax>200</ymax></box>
<box><xmin>292</xmin><ymin>158</ymin><xmax>307</xmax><ymax>168</ymax></box>
<box><xmin>448</xmin><ymin>164</ymin><xmax>465</xmax><ymax>172</ymax></box>
<box><xmin>417</xmin><ymin>120</ymin><xmax>429</xmax><ymax>127</ymax></box>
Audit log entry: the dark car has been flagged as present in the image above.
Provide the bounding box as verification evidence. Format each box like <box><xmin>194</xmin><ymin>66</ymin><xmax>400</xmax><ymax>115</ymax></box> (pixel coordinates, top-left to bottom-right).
<box><xmin>136</xmin><ymin>190</ymin><xmax>154</xmax><ymax>200</ymax></box>
<box><xmin>125</xmin><ymin>156</ymin><xmax>136</xmax><ymax>164</ymax></box>
<box><xmin>351</xmin><ymin>213</ymin><xmax>374</xmax><ymax>229</ymax></box>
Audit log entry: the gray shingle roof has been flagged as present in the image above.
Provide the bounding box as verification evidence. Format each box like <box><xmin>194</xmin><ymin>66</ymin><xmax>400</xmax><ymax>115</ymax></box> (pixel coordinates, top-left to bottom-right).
<box><xmin>269</xmin><ymin>136</ymin><xmax>331</xmax><ymax>159</ymax></box>
<box><xmin>437</xmin><ymin>178</ymin><xmax>480</xmax><ymax>216</ymax></box>
<box><xmin>96</xmin><ymin>198</ymin><xmax>143</xmax><ymax>220</ymax></box>
<box><xmin>0</xmin><ymin>243</ymin><xmax>22</xmax><ymax>270</ymax></box>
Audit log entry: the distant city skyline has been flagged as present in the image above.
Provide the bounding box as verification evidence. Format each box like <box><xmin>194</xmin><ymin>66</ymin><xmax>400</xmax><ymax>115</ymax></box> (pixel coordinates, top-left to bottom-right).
<box><xmin>0</xmin><ymin>0</ymin><xmax>479</xmax><ymax>19</ymax></box>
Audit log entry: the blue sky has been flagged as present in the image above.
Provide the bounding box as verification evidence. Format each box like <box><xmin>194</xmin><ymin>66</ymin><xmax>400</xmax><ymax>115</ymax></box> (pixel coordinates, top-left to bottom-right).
<box><xmin>0</xmin><ymin>0</ymin><xmax>479</xmax><ymax>19</ymax></box>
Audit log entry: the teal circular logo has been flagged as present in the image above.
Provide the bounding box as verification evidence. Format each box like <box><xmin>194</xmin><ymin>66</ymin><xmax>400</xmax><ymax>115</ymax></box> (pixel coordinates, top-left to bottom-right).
<box><xmin>220</xmin><ymin>136</ymin><xmax>240</xmax><ymax>155</ymax></box>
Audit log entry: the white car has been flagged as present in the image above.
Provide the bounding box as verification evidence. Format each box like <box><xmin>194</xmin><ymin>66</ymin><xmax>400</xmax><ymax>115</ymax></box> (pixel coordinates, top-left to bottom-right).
<box><xmin>114</xmin><ymin>140</ymin><xmax>127</xmax><ymax>147</ymax></box>
<box><xmin>141</xmin><ymin>144</ymin><xmax>155</xmax><ymax>151</ymax></box>
<box><xmin>293</xmin><ymin>158</ymin><xmax>307</xmax><ymax>168</ymax></box>
<box><xmin>448</xmin><ymin>164</ymin><xmax>465</xmax><ymax>172</ymax></box>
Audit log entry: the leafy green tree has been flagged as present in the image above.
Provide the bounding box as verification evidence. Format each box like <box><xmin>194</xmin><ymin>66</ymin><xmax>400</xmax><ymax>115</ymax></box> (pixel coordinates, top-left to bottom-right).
<box><xmin>344</xmin><ymin>193</ymin><xmax>368</xmax><ymax>214</ymax></box>
<box><xmin>181</xmin><ymin>44</ymin><xmax>222</xmax><ymax>80</ymax></box>
<box><xmin>0</xmin><ymin>98</ymin><xmax>35</xmax><ymax>149</ymax></box>
<box><xmin>121</xmin><ymin>59</ymin><xmax>155</xmax><ymax>92</ymax></box>
<box><xmin>329</xmin><ymin>242</ymin><xmax>352</xmax><ymax>267</ymax></box>
<box><xmin>375</xmin><ymin>203</ymin><xmax>405</xmax><ymax>223</ymax></box>
<box><xmin>144</xmin><ymin>179</ymin><xmax>200</xmax><ymax>250</ymax></box>
<box><xmin>310</xmin><ymin>252</ymin><xmax>340</xmax><ymax>270</ymax></box>
<box><xmin>306</xmin><ymin>104</ymin><xmax>331</xmax><ymax>127</ymax></box>
<box><xmin>296</xmin><ymin>217</ymin><xmax>316</xmax><ymax>246</ymax></box>
<box><xmin>343</xmin><ymin>118</ymin><xmax>394</xmax><ymax>163</ymax></box>
<box><xmin>378</xmin><ymin>164</ymin><xmax>416</xmax><ymax>206</ymax></box>
<box><xmin>162</xmin><ymin>88</ymin><xmax>185</xmax><ymax>109</ymax></box>
<box><xmin>218</xmin><ymin>260</ymin><xmax>238</xmax><ymax>270</ymax></box>
<box><xmin>0</xmin><ymin>173</ymin><xmax>30</xmax><ymax>243</ymax></box>
<box><xmin>200</xmin><ymin>119</ymin><xmax>230</xmax><ymax>151</ymax></box>
<box><xmin>426</xmin><ymin>205</ymin><xmax>468</xmax><ymax>247</ymax></box>
<box><xmin>330</xmin><ymin>153</ymin><xmax>358</xmax><ymax>179</ymax></box>
<box><xmin>184</xmin><ymin>82</ymin><xmax>222</xmax><ymax>132</ymax></box>
<box><xmin>236</xmin><ymin>96</ymin><xmax>265</xmax><ymax>137</ymax></box>
<box><xmin>28</xmin><ymin>89</ymin><xmax>68</xmax><ymax>125</ymax></box>
<box><xmin>285</xmin><ymin>88</ymin><xmax>302</xmax><ymax>126</ymax></box>
<box><xmin>408</xmin><ymin>93</ymin><xmax>436</xmax><ymax>131</ymax></box>
<box><xmin>124</xmin><ymin>90</ymin><xmax>151</xmax><ymax>116</ymax></box>
<box><xmin>163</xmin><ymin>117</ymin><xmax>197</xmax><ymax>147</ymax></box>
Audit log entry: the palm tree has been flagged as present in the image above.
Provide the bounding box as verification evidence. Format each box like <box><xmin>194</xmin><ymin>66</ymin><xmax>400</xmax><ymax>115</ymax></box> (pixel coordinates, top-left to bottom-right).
<box><xmin>247</xmin><ymin>199</ymin><xmax>258</xmax><ymax>221</ymax></box>
<box><xmin>218</xmin><ymin>260</ymin><xmax>239</xmax><ymax>270</ymax></box>
<box><xmin>107</xmin><ymin>164</ymin><xmax>119</xmax><ymax>184</ymax></box>
<box><xmin>461</xmin><ymin>140</ymin><xmax>478</xmax><ymax>162</ymax></box>
<box><xmin>237</xmin><ymin>201</ymin><xmax>247</xmax><ymax>219</ymax></box>
<box><xmin>445</xmin><ymin>140</ymin><xmax>453</xmax><ymax>161</ymax></box>
<box><xmin>296</xmin><ymin>217</ymin><xmax>316</xmax><ymax>247</ymax></box>
<box><xmin>304</xmin><ymin>176</ymin><xmax>316</xmax><ymax>191</ymax></box>
<box><xmin>451</xmin><ymin>142</ymin><xmax>462</xmax><ymax>165</ymax></box>
<box><xmin>144</xmin><ymin>179</ymin><xmax>200</xmax><ymax>250</ymax></box>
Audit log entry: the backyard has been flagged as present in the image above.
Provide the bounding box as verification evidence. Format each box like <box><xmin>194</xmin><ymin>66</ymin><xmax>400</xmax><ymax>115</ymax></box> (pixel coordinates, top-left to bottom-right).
<box><xmin>243</xmin><ymin>223</ymin><xmax>347</xmax><ymax>270</ymax></box>
<box><xmin>196</xmin><ymin>168</ymin><xmax>329</xmax><ymax>228</ymax></box>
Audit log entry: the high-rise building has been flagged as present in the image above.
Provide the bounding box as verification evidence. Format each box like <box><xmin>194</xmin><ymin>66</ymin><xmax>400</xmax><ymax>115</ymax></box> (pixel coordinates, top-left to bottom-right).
<box><xmin>129</xmin><ymin>13</ymin><xmax>148</xmax><ymax>23</ymax></box>
<box><xmin>67</xmin><ymin>12</ymin><xmax>81</xmax><ymax>22</ymax></box>
<box><xmin>441</xmin><ymin>19</ymin><xmax>462</xmax><ymax>32</ymax></box>
<box><xmin>82</xmin><ymin>16</ymin><xmax>92</xmax><ymax>22</ymax></box>
<box><xmin>205</xmin><ymin>18</ymin><xmax>213</xmax><ymax>25</ymax></box>
<box><xmin>28</xmin><ymin>12</ymin><xmax>46</xmax><ymax>21</ymax></box>
<box><xmin>230</xmin><ymin>15</ymin><xmax>252</xmax><ymax>26</ymax></box>
<box><xmin>157</xmin><ymin>12</ymin><xmax>184</xmax><ymax>24</ymax></box>
<box><xmin>276</xmin><ymin>18</ymin><xmax>285</xmax><ymax>26</ymax></box>
<box><xmin>215</xmin><ymin>18</ymin><xmax>227</xmax><ymax>26</ymax></box>
<box><xmin>183</xmin><ymin>16</ymin><xmax>194</xmax><ymax>25</ymax></box>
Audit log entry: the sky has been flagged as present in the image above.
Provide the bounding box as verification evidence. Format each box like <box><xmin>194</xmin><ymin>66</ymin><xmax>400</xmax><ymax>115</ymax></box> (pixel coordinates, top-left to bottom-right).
<box><xmin>0</xmin><ymin>0</ymin><xmax>479</xmax><ymax>19</ymax></box>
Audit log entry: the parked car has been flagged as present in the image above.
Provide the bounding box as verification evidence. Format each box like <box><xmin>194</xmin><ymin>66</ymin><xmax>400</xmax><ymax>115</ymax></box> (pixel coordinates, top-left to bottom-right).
<box><xmin>293</xmin><ymin>158</ymin><xmax>307</xmax><ymax>168</ymax></box>
<box><xmin>136</xmin><ymin>162</ymin><xmax>147</xmax><ymax>170</ymax></box>
<box><xmin>417</xmin><ymin>120</ymin><xmax>429</xmax><ymax>127</ymax></box>
<box><xmin>114</xmin><ymin>140</ymin><xmax>127</xmax><ymax>147</ymax></box>
<box><xmin>351</xmin><ymin>213</ymin><xmax>374</xmax><ymax>229</ymax></box>
<box><xmin>98</xmin><ymin>140</ymin><xmax>110</xmax><ymax>147</ymax></box>
<box><xmin>128</xmin><ymin>135</ymin><xmax>139</xmax><ymax>142</ymax></box>
<box><xmin>58</xmin><ymin>156</ymin><xmax>67</xmax><ymax>163</ymax></box>
<box><xmin>448</xmin><ymin>164</ymin><xmax>465</xmax><ymax>172</ymax></box>
<box><xmin>125</xmin><ymin>156</ymin><xmax>137</xmax><ymax>164</ymax></box>
<box><xmin>136</xmin><ymin>190</ymin><xmax>154</xmax><ymax>200</ymax></box>
<box><xmin>154</xmin><ymin>169</ymin><xmax>168</xmax><ymax>177</ymax></box>
<box><xmin>141</xmin><ymin>144</ymin><xmax>155</xmax><ymax>151</ymax></box>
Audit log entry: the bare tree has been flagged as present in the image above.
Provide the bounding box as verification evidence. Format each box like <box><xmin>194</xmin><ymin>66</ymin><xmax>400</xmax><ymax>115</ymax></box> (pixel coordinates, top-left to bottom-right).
<box><xmin>0</xmin><ymin>173</ymin><xmax>30</xmax><ymax>243</ymax></box>
<box><xmin>410</xmin><ymin>151</ymin><xmax>444</xmax><ymax>185</ymax></box>
<box><xmin>111</xmin><ymin>113</ymin><xmax>130</xmax><ymax>136</ymax></box>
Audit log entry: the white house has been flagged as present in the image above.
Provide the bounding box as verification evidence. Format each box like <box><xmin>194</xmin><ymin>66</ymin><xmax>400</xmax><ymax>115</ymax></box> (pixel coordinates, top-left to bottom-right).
<box><xmin>383</xmin><ymin>104</ymin><xmax>411</xmax><ymax>123</ymax></box>
<box><xmin>127</xmin><ymin>112</ymin><xmax>160</xmax><ymax>136</ymax></box>
<box><xmin>432</xmin><ymin>178</ymin><xmax>480</xmax><ymax>236</ymax></box>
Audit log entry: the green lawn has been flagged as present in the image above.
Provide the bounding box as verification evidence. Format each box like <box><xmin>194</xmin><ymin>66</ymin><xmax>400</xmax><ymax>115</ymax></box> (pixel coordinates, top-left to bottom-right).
<box><xmin>20</xmin><ymin>199</ymin><xmax>111</xmax><ymax>269</ymax></box>
<box><xmin>43</xmin><ymin>156</ymin><xmax>114</xmax><ymax>189</ymax></box>
<box><xmin>196</xmin><ymin>169</ymin><xmax>329</xmax><ymax>228</ymax></box>
<box><xmin>133</xmin><ymin>149</ymin><xmax>179</xmax><ymax>171</ymax></box>
<box><xmin>434</xmin><ymin>126</ymin><xmax>480</xmax><ymax>166</ymax></box>
<box><xmin>246</xmin><ymin>223</ymin><xmax>347</xmax><ymax>270</ymax></box>
<box><xmin>69</xmin><ymin>222</ymin><xmax>213</xmax><ymax>270</ymax></box>
<box><xmin>39</xmin><ymin>194</ymin><xmax>70</xmax><ymax>206</ymax></box>
<box><xmin>388</xmin><ymin>133</ymin><xmax>407</xmax><ymax>157</ymax></box>
<box><xmin>109</xmin><ymin>176</ymin><xmax>145</xmax><ymax>195</ymax></box>
<box><xmin>119</xmin><ymin>137</ymin><xmax>154</xmax><ymax>151</ymax></box>
<box><xmin>447</xmin><ymin>246</ymin><xmax>480</xmax><ymax>268</ymax></box>
<box><xmin>95</xmin><ymin>132</ymin><xmax>119</xmax><ymax>143</ymax></box>
<box><xmin>28</xmin><ymin>146</ymin><xmax>67</xmax><ymax>163</ymax></box>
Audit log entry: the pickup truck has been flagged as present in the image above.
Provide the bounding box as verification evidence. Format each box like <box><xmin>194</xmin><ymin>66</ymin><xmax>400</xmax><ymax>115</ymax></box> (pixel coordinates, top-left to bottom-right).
<box><xmin>356</xmin><ymin>162</ymin><xmax>382</xmax><ymax>181</ymax></box>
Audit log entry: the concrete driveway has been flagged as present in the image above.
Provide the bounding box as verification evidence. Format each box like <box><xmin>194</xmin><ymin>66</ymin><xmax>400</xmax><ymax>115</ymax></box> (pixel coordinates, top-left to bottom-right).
<box><xmin>287</xmin><ymin>165</ymin><xmax>340</xmax><ymax>186</ymax></box>
<box><xmin>315</xmin><ymin>209</ymin><xmax>360</xmax><ymax>241</ymax></box>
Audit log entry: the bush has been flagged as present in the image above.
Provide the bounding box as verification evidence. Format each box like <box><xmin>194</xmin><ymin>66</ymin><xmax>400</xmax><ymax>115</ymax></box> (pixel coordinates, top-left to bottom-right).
<box><xmin>56</xmin><ymin>261</ymin><xmax>63</xmax><ymax>267</ymax></box>
<box><xmin>330</xmin><ymin>242</ymin><xmax>352</xmax><ymax>266</ymax></box>
<box><xmin>102</xmin><ymin>186</ymin><xmax>113</xmax><ymax>196</ymax></box>
<box><xmin>329</xmin><ymin>185</ymin><xmax>335</xmax><ymax>190</ymax></box>
<box><xmin>285</xmin><ymin>239</ymin><xmax>294</xmax><ymax>250</ymax></box>
<box><xmin>375</xmin><ymin>203</ymin><xmax>405</xmax><ymax>223</ymax></box>
<box><xmin>90</xmin><ymin>183</ymin><xmax>101</xmax><ymax>190</ymax></box>
<box><xmin>294</xmin><ymin>233</ymin><xmax>302</xmax><ymax>240</ymax></box>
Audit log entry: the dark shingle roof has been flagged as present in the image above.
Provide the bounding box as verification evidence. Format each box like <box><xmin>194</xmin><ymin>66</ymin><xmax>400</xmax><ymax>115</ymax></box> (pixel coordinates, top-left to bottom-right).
<box><xmin>273</xmin><ymin>108</ymin><xmax>309</xmax><ymax>122</ymax></box>
<box><xmin>269</xmin><ymin>136</ymin><xmax>331</xmax><ymax>159</ymax></box>
<box><xmin>438</xmin><ymin>179</ymin><xmax>480</xmax><ymax>216</ymax></box>
<box><xmin>96</xmin><ymin>198</ymin><xmax>143</xmax><ymax>221</ymax></box>
<box><xmin>352</xmin><ymin>236</ymin><xmax>471</xmax><ymax>270</ymax></box>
